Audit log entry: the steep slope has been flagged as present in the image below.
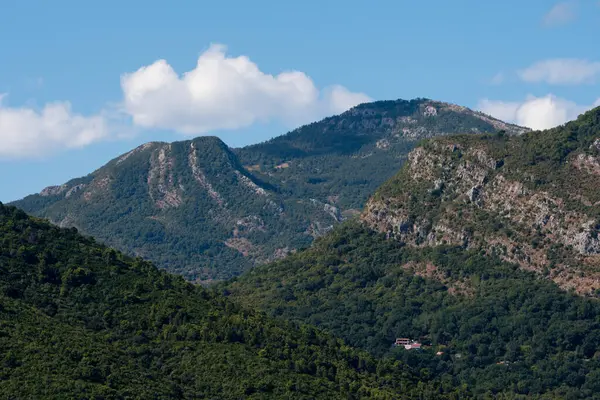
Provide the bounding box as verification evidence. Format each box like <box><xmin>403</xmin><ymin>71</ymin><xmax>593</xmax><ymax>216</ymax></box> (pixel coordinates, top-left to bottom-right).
<box><xmin>13</xmin><ymin>98</ymin><xmax>526</xmax><ymax>280</ymax></box>
<box><xmin>13</xmin><ymin>136</ymin><xmax>337</xmax><ymax>281</ymax></box>
<box><xmin>0</xmin><ymin>203</ymin><xmax>457</xmax><ymax>399</ymax></box>
<box><xmin>224</xmin><ymin>107</ymin><xmax>600</xmax><ymax>398</ymax></box>
<box><xmin>363</xmin><ymin>106</ymin><xmax>600</xmax><ymax>295</ymax></box>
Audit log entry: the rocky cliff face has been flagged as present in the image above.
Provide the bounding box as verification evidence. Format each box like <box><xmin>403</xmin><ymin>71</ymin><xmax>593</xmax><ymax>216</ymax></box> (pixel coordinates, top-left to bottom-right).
<box><xmin>362</xmin><ymin>107</ymin><xmax>600</xmax><ymax>295</ymax></box>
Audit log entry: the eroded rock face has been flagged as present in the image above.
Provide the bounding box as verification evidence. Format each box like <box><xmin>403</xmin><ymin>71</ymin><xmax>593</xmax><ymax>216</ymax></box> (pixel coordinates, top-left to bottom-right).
<box><xmin>332</xmin><ymin>100</ymin><xmax>528</xmax><ymax>144</ymax></box>
<box><xmin>147</xmin><ymin>144</ymin><xmax>182</xmax><ymax>209</ymax></box>
<box><xmin>309</xmin><ymin>199</ymin><xmax>343</xmax><ymax>223</ymax></box>
<box><xmin>573</xmin><ymin>153</ymin><xmax>600</xmax><ymax>176</ymax></box>
<box><xmin>188</xmin><ymin>142</ymin><xmax>225</xmax><ymax>206</ymax></box>
<box><xmin>40</xmin><ymin>185</ymin><xmax>68</xmax><ymax>197</ymax></box>
<box><xmin>40</xmin><ymin>177</ymin><xmax>112</xmax><ymax>201</ymax></box>
<box><xmin>117</xmin><ymin>142</ymin><xmax>156</xmax><ymax>165</ymax></box>
<box><xmin>234</xmin><ymin>171</ymin><xmax>267</xmax><ymax>196</ymax></box>
<box><xmin>65</xmin><ymin>184</ymin><xmax>86</xmax><ymax>199</ymax></box>
<box><xmin>423</xmin><ymin>105</ymin><xmax>437</xmax><ymax>117</ymax></box>
<box><xmin>376</xmin><ymin>138</ymin><xmax>390</xmax><ymax>149</ymax></box>
<box><xmin>362</xmin><ymin>141</ymin><xmax>600</xmax><ymax>295</ymax></box>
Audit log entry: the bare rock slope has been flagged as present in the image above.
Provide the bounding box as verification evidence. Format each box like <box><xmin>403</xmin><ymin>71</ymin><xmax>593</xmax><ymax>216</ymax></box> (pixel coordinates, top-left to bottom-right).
<box><xmin>363</xmin><ymin>106</ymin><xmax>600</xmax><ymax>295</ymax></box>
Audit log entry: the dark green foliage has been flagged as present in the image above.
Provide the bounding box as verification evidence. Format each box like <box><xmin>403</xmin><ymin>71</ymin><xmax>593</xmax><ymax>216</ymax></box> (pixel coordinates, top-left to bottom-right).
<box><xmin>0</xmin><ymin>203</ymin><xmax>470</xmax><ymax>399</ymax></box>
<box><xmin>225</xmin><ymin>222</ymin><xmax>600</xmax><ymax>398</ymax></box>
<box><xmin>499</xmin><ymin>106</ymin><xmax>600</xmax><ymax>213</ymax></box>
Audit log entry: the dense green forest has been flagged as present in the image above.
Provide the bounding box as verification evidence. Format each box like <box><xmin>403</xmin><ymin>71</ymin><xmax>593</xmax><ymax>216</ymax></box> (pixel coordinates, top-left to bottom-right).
<box><xmin>12</xmin><ymin>99</ymin><xmax>525</xmax><ymax>281</ymax></box>
<box><xmin>223</xmin><ymin>107</ymin><xmax>600</xmax><ymax>398</ymax></box>
<box><xmin>0</xmin><ymin>202</ymin><xmax>475</xmax><ymax>399</ymax></box>
<box><xmin>225</xmin><ymin>222</ymin><xmax>600</xmax><ymax>398</ymax></box>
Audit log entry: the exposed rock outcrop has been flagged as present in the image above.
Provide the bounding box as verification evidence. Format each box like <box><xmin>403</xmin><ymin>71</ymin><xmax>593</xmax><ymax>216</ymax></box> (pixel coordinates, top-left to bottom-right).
<box><xmin>189</xmin><ymin>142</ymin><xmax>225</xmax><ymax>206</ymax></box>
<box><xmin>362</xmin><ymin>134</ymin><xmax>600</xmax><ymax>296</ymax></box>
<box><xmin>148</xmin><ymin>144</ymin><xmax>182</xmax><ymax>209</ymax></box>
<box><xmin>65</xmin><ymin>184</ymin><xmax>86</xmax><ymax>199</ymax></box>
<box><xmin>40</xmin><ymin>185</ymin><xmax>68</xmax><ymax>197</ymax></box>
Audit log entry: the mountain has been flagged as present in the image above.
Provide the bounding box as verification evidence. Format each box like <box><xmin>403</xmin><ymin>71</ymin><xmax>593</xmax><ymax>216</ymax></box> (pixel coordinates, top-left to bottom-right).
<box><xmin>12</xmin><ymin>98</ymin><xmax>526</xmax><ymax>281</ymax></box>
<box><xmin>224</xmin><ymin>107</ymin><xmax>600</xmax><ymax>398</ymax></box>
<box><xmin>12</xmin><ymin>136</ymin><xmax>332</xmax><ymax>281</ymax></box>
<box><xmin>363</xmin><ymin>105</ymin><xmax>600</xmax><ymax>295</ymax></box>
<box><xmin>0</xmin><ymin>202</ymin><xmax>461</xmax><ymax>399</ymax></box>
<box><xmin>236</xmin><ymin>98</ymin><xmax>527</xmax><ymax>210</ymax></box>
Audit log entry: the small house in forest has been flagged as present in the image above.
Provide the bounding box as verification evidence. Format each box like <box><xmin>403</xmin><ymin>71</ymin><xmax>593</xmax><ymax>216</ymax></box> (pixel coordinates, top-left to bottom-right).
<box><xmin>394</xmin><ymin>338</ymin><xmax>421</xmax><ymax>350</ymax></box>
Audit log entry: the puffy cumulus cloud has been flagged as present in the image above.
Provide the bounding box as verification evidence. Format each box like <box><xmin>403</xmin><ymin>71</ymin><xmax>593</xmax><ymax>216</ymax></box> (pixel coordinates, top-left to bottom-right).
<box><xmin>478</xmin><ymin>94</ymin><xmax>600</xmax><ymax>131</ymax></box>
<box><xmin>542</xmin><ymin>1</ymin><xmax>577</xmax><ymax>27</ymax></box>
<box><xmin>519</xmin><ymin>59</ymin><xmax>600</xmax><ymax>85</ymax></box>
<box><xmin>0</xmin><ymin>95</ymin><xmax>108</xmax><ymax>159</ymax></box>
<box><xmin>120</xmin><ymin>44</ymin><xmax>371</xmax><ymax>135</ymax></box>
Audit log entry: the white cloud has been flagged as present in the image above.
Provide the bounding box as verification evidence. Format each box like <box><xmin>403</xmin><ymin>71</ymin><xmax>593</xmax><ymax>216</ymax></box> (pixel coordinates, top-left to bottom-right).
<box><xmin>324</xmin><ymin>85</ymin><xmax>373</xmax><ymax>116</ymax></box>
<box><xmin>543</xmin><ymin>1</ymin><xmax>577</xmax><ymax>27</ymax></box>
<box><xmin>519</xmin><ymin>59</ymin><xmax>600</xmax><ymax>85</ymax></box>
<box><xmin>0</xmin><ymin>95</ymin><xmax>108</xmax><ymax>159</ymax></box>
<box><xmin>478</xmin><ymin>99</ymin><xmax>521</xmax><ymax>124</ymax></box>
<box><xmin>478</xmin><ymin>94</ymin><xmax>600</xmax><ymax>130</ymax></box>
<box><xmin>120</xmin><ymin>44</ymin><xmax>371</xmax><ymax>135</ymax></box>
<box><xmin>0</xmin><ymin>45</ymin><xmax>370</xmax><ymax>159</ymax></box>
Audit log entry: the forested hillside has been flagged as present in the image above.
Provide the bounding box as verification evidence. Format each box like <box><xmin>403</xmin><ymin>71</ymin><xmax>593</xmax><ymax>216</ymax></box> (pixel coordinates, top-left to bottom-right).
<box><xmin>0</xmin><ymin>203</ymin><xmax>464</xmax><ymax>399</ymax></box>
<box><xmin>5</xmin><ymin>105</ymin><xmax>600</xmax><ymax>398</ymax></box>
<box><xmin>237</xmin><ymin>98</ymin><xmax>526</xmax><ymax>209</ymax></box>
<box><xmin>225</xmin><ymin>223</ymin><xmax>600</xmax><ymax>398</ymax></box>
<box><xmin>11</xmin><ymin>136</ymin><xmax>337</xmax><ymax>281</ymax></box>
<box><xmin>225</xmin><ymin>106</ymin><xmax>600</xmax><ymax>398</ymax></box>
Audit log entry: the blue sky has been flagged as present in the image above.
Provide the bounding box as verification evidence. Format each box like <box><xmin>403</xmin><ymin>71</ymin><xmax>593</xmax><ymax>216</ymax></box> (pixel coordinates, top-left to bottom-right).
<box><xmin>1</xmin><ymin>0</ymin><xmax>599</xmax><ymax>202</ymax></box>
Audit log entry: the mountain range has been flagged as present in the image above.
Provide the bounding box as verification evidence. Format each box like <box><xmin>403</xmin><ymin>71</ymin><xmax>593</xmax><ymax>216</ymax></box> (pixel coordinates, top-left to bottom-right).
<box><xmin>11</xmin><ymin>98</ymin><xmax>526</xmax><ymax>281</ymax></box>
<box><xmin>4</xmin><ymin>101</ymin><xmax>600</xmax><ymax>398</ymax></box>
<box><xmin>224</xmin><ymin>105</ymin><xmax>600</xmax><ymax>397</ymax></box>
